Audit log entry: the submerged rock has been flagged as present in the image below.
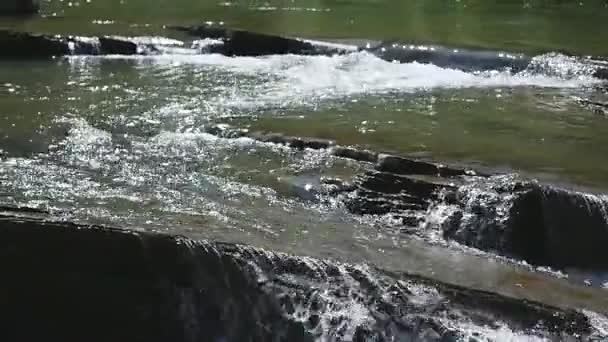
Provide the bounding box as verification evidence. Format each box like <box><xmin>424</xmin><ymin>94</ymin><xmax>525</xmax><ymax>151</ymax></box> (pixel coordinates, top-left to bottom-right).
<box><xmin>510</xmin><ymin>184</ymin><xmax>608</xmax><ymax>269</ymax></box>
<box><xmin>203</xmin><ymin>125</ymin><xmax>335</xmax><ymax>150</ymax></box>
<box><xmin>364</xmin><ymin>42</ymin><xmax>532</xmax><ymax>73</ymax></box>
<box><xmin>331</xmin><ymin>147</ymin><xmax>378</xmax><ymax>164</ymax></box>
<box><xmin>377</xmin><ymin>154</ymin><xmax>470</xmax><ymax>178</ymax></box>
<box><xmin>0</xmin><ymin>213</ymin><xmax>603</xmax><ymax>341</ymax></box>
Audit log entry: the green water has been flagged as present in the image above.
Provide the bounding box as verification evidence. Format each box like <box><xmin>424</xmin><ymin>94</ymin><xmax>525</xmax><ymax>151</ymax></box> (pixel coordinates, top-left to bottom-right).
<box><xmin>1</xmin><ymin>0</ymin><xmax>608</xmax><ymax>55</ymax></box>
<box><xmin>1</xmin><ymin>0</ymin><xmax>607</xmax><ymax>188</ymax></box>
<box><xmin>1</xmin><ymin>0</ymin><xmax>608</xmax><ymax>313</ymax></box>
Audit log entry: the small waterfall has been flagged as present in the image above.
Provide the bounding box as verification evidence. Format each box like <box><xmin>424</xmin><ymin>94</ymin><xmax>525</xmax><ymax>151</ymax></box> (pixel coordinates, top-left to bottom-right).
<box><xmin>0</xmin><ymin>214</ymin><xmax>602</xmax><ymax>341</ymax></box>
<box><xmin>421</xmin><ymin>175</ymin><xmax>608</xmax><ymax>270</ymax></box>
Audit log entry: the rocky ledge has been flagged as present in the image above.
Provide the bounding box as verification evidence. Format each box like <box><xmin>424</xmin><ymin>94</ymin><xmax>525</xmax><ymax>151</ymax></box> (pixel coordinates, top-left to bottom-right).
<box><xmin>0</xmin><ymin>30</ymin><xmax>139</xmax><ymax>58</ymax></box>
<box><xmin>1</xmin><ymin>212</ymin><xmax>605</xmax><ymax>341</ymax></box>
<box><xmin>205</xmin><ymin>124</ymin><xmax>608</xmax><ymax>273</ymax></box>
<box><xmin>1</xmin><ymin>26</ymin><xmax>607</xmax><ymax>80</ymax></box>
<box><xmin>0</xmin><ymin>0</ymin><xmax>38</xmax><ymax>15</ymax></box>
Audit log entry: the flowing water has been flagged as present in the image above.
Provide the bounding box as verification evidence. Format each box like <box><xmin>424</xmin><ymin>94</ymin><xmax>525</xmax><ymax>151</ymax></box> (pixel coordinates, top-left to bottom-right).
<box><xmin>2</xmin><ymin>1</ymin><xmax>608</xmax><ymax>340</ymax></box>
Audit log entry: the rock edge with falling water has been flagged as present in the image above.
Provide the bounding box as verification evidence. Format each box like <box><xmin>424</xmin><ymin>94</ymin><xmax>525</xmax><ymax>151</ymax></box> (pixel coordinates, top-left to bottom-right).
<box><xmin>204</xmin><ymin>124</ymin><xmax>608</xmax><ymax>273</ymax></box>
<box><xmin>0</xmin><ymin>212</ymin><xmax>605</xmax><ymax>341</ymax></box>
<box><xmin>1</xmin><ymin>26</ymin><xmax>608</xmax><ymax>80</ymax></box>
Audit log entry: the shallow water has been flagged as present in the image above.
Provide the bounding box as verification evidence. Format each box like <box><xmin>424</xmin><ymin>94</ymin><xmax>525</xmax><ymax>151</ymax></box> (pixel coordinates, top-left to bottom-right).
<box><xmin>1</xmin><ymin>0</ymin><xmax>608</xmax><ymax>336</ymax></box>
<box><xmin>1</xmin><ymin>48</ymin><xmax>608</xmax><ymax>285</ymax></box>
<box><xmin>3</xmin><ymin>0</ymin><xmax>608</xmax><ymax>56</ymax></box>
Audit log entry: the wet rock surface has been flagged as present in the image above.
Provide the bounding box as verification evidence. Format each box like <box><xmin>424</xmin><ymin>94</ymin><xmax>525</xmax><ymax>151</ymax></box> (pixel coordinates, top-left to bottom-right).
<box><xmin>344</xmin><ymin>170</ymin><xmax>608</xmax><ymax>272</ymax></box>
<box><xmin>0</xmin><ymin>30</ymin><xmax>69</xmax><ymax>58</ymax></box>
<box><xmin>0</xmin><ymin>213</ymin><xmax>604</xmax><ymax>342</ymax></box>
<box><xmin>98</xmin><ymin>36</ymin><xmax>138</xmax><ymax>55</ymax></box>
<box><xmin>171</xmin><ymin>24</ymin><xmax>349</xmax><ymax>56</ymax></box>
<box><xmin>0</xmin><ymin>31</ymin><xmax>142</xmax><ymax>58</ymax></box>
<box><xmin>204</xmin><ymin>125</ymin><xmax>608</xmax><ymax>272</ymax></box>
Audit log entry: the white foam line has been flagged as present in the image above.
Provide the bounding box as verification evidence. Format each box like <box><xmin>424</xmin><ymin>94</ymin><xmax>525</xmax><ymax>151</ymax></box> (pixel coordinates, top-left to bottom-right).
<box><xmin>65</xmin><ymin>51</ymin><xmax>602</xmax><ymax>113</ymax></box>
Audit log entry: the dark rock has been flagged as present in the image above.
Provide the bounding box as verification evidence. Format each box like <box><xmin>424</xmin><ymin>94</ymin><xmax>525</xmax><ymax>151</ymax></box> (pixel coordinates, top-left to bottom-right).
<box><xmin>0</xmin><ymin>205</ymin><xmax>48</xmax><ymax>215</ymax></box>
<box><xmin>0</xmin><ymin>213</ymin><xmax>600</xmax><ymax>341</ymax></box>
<box><xmin>337</xmin><ymin>162</ymin><xmax>608</xmax><ymax>271</ymax></box>
<box><xmin>593</xmin><ymin>68</ymin><xmax>608</xmax><ymax>80</ymax></box>
<box><xmin>0</xmin><ymin>215</ymin><xmax>312</xmax><ymax>342</ymax></box>
<box><xmin>254</xmin><ymin>132</ymin><xmax>287</xmax><ymax>144</ymax></box>
<box><xmin>332</xmin><ymin>146</ymin><xmax>378</xmax><ymax>163</ymax></box>
<box><xmin>288</xmin><ymin>137</ymin><xmax>333</xmax><ymax>150</ymax></box>
<box><xmin>307</xmin><ymin>314</ymin><xmax>320</xmax><ymax>328</ymax></box>
<box><xmin>99</xmin><ymin>36</ymin><xmax>138</xmax><ymax>55</ymax></box>
<box><xmin>0</xmin><ymin>0</ymin><xmax>38</xmax><ymax>15</ymax></box>
<box><xmin>356</xmin><ymin>171</ymin><xmax>442</xmax><ymax>198</ymax></box>
<box><xmin>378</xmin><ymin>154</ymin><xmax>440</xmax><ymax>176</ymax></box>
<box><xmin>173</xmin><ymin>24</ymin><xmax>317</xmax><ymax>56</ymax></box>
<box><xmin>222</xmin><ymin>30</ymin><xmax>317</xmax><ymax>57</ymax></box>
<box><xmin>344</xmin><ymin>171</ymin><xmax>444</xmax><ymax>221</ymax></box>
<box><xmin>365</xmin><ymin>43</ymin><xmax>531</xmax><ymax>73</ymax></box>
<box><xmin>171</xmin><ymin>24</ymin><xmax>347</xmax><ymax>57</ymax></box>
<box><xmin>239</xmin><ymin>131</ymin><xmax>334</xmax><ymax>150</ymax></box>
<box><xmin>0</xmin><ymin>31</ymin><xmax>142</xmax><ymax>58</ymax></box>
<box><xmin>440</xmin><ymin>177</ymin><xmax>608</xmax><ymax>270</ymax></box>
<box><xmin>377</xmin><ymin>154</ymin><xmax>466</xmax><ymax>178</ymax></box>
<box><xmin>509</xmin><ymin>185</ymin><xmax>608</xmax><ymax>270</ymax></box>
<box><xmin>0</xmin><ymin>30</ymin><xmax>68</xmax><ymax>58</ymax></box>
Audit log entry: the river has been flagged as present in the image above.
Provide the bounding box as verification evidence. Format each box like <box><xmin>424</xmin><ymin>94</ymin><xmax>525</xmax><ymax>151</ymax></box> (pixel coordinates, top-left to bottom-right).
<box><xmin>1</xmin><ymin>1</ymin><xmax>608</xmax><ymax>341</ymax></box>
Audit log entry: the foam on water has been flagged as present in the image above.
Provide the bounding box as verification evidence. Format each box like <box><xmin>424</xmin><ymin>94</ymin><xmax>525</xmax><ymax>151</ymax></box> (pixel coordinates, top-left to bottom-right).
<box><xmin>584</xmin><ymin>310</ymin><xmax>608</xmax><ymax>337</ymax></box>
<box><xmin>67</xmin><ymin>51</ymin><xmax>602</xmax><ymax>111</ymax></box>
<box><xmin>448</xmin><ymin>323</ymin><xmax>551</xmax><ymax>342</ymax></box>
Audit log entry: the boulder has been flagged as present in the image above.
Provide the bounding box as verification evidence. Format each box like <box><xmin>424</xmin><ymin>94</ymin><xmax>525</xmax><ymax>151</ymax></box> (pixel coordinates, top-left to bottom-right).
<box><xmin>508</xmin><ymin>185</ymin><xmax>608</xmax><ymax>269</ymax></box>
